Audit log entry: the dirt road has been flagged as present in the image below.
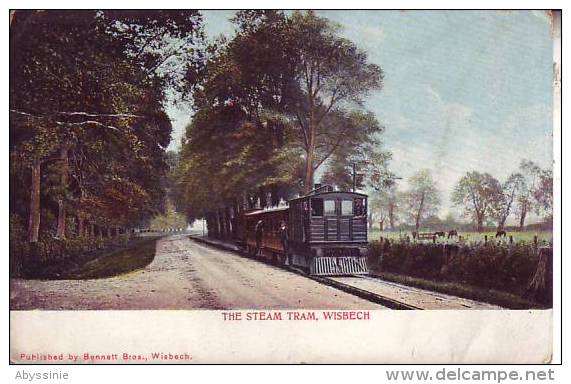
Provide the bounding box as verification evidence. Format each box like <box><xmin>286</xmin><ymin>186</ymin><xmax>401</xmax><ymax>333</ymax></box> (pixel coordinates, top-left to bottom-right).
<box><xmin>10</xmin><ymin>235</ymin><xmax>387</xmax><ymax>310</ymax></box>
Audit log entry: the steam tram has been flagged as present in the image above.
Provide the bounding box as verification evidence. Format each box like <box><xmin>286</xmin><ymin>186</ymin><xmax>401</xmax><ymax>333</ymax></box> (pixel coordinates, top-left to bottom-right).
<box><xmin>236</xmin><ymin>186</ymin><xmax>369</xmax><ymax>276</ymax></box>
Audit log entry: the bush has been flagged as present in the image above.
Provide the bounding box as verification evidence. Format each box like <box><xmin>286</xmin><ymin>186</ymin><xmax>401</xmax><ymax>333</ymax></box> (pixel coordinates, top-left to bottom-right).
<box><xmin>9</xmin><ymin>213</ymin><xmax>29</xmax><ymax>277</ymax></box>
<box><xmin>10</xmin><ymin>222</ymin><xmax>133</xmax><ymax>278</ymax></box>
<box><xmin>369</xmin><ymin>238</ymin><xmax>547</xmax><ymax>298</ymax></box>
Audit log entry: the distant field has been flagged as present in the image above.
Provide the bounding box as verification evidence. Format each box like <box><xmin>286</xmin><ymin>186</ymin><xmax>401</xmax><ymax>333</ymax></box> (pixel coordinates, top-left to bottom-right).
<box><xmin>369</xmin><ymin>229</ymin><xmax>553</xmax><ymax>243</ymax></box>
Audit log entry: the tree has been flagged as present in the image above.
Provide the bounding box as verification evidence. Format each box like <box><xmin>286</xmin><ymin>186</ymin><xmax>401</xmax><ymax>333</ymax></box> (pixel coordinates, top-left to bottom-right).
<box><xmin>511</xmin><ymin>160</ymin><xmax>553</xmax><ymax>227</ymax></box>
<box><xmin>100</xmin><ymin>10</ymin><xmax>206</xmax><ymax>97</ymax></box>
<box><xmin>171</xmin><ymin>104</ymin><xmax>302</xmax><ymax>238</ymax></box>
<box><xmin>452</xmin><ymin>171</ymin><xmax>501</xmax><ymax>232</ymax></box>
<box><xmin>197</xmin><ymin>11</ymin><xmax>384</xmax><ymax>194</ymax></box>
<box><xmin>368</xmin><ymin>185</ymin><xmax>401</xmax><ymax>231</ymax></box>
<box><xmin>491</xmin><ymin>173</ymin><xmax>525</xmax><ymax>231</ymax></box>
<box><xmin>286</xmin><ymin>11</ymin><xmax>384</xmax><ymax>192</ymax></box>
<box><xmin>10</xmin><ymin>10</ymin><xmax>205</xmax><ymax>242</ymax></box>
<box><xmin>149</xmin><ymin>201</ymin><xmax>188</xmax><ymax>231</ymax></box>
<box><xmin>174</xmin><ymin>11</ymin><xmax>384</xmax><ymax>235</ymax></box>
<box><xmin>404</xmin><ymin>170</ymin><xmax>440</xmax><ymax>232</ymax></box>
<box><xmin>513</xmin><ymin>160</ymin><xmax>541</xmax><ymax>229</ymax></box>
<box><xmin>369</xmin><ymin>192</ymin><xmax>390</xmax><ymax>231</ymax></box>
<box><xmin>534</xmin><ymin>168</ymin><xmax>553</xmax><ymax>219</ymax></box>
<box><xmin>385</xmin><ymin>187</ymin><xmax>402</xmax><ymax>230</ymax></box>
<box><xmin>319</xmin><ymin>112</ymin><xmax>388</xmax><ymax>191</ymax></box>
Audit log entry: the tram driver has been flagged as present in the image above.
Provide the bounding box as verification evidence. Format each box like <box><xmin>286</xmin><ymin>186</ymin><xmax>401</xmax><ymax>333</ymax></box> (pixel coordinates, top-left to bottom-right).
<box><xmin>278</xmin><ymin>220</ymin><xmax>290</xmax><ymax>265</ymax></box>
<box><xmin>254</xmin><ymin>219</ymin><xmax>264</xmax><ymax>256</ymax></box>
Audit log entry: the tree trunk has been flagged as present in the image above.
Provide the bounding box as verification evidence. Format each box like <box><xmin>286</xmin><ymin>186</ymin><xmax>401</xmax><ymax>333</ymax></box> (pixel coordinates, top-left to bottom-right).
<box><xmin>388</xmin><ymin>204</ymin><xmax>395</xmax><ymax>230</ymax></box>
<box><xmin>368</xmin><ymin>211</ymin><xmax>373</xmax><ymax>230</ymax></box>
<box><xmin>56</xmin><ymin>200</ymin><xmax>66</xmax><ymax>239</ymax></box>
<box><xmin>78</xmin><ymin>216</ymin><xmax>84</xmax><ymax>237</ymax></box>
<box><xmin>415</xmin><ymin>193</ymin><xmax>425</xmax><ymax>233</ymax></box>
<box><xmin>206</xmin><ymin>213</ymin><xmax>213</xmax><ymax>238</ymax></box>
<box><xmin>219</xmin><ymin>210</ymin><xmax>226</xmax><ymax>239</ymax></box>
<box><xmin>107</xmin><ymin>227</ymin><xmax>111</xmax><ymax>238</ymax></box>
<box><xmin>497</xmin><ymin>221</ymin><xmax>505</xmax><ymax>232</ymax></box>
<box><xmin>526</xmin><ymin>246</ymin><xmax>553</xmax><ymax>306</ymax></box>
<box><xmin>225</xmin><ymin>206</ymin><xmax>233</xmax><ymax>239</ymax></box>
<box><xmin>497</xmin><ymin>215</ymin><xmax>507</xmax><ymax>232</ymax></box>
<box><xmin>28</xmin><ymin>160</ymin><xmax>41</xmax><ymax>243</ymax></box>
<box><xmin>379</xmin><ymin>220</ymin><xmax>384</xmax><ymax>232</ymax></box>
<box><xmin>476</xmin><ymin>216</ymin><xmax>484</xmax><ymax>232</ymax></box>
<box><xmin>214</xmin><ymin>211</ymin><xmax>220</xmax><ymax>239</ymax></box>
<box><xmin>519</xmin><ymin>206</ymin><xmax>527</xmax><ymax>229</ymax></box>
<box><xmin>303</xmin><ymin>130</ymin><xmax>315</xmax><ymax>194</ymax></box>
<box><xmin>56</xmin><ymin>146</ymin><xmax>69</xmax><ymax>239</ymax></box>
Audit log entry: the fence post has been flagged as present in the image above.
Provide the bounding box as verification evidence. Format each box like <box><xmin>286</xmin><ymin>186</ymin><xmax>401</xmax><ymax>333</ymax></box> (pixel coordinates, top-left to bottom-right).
<box><xmin>525</xmin><ymin>246</ymin><xmax>553</xmax><ymax>306</ymax></box>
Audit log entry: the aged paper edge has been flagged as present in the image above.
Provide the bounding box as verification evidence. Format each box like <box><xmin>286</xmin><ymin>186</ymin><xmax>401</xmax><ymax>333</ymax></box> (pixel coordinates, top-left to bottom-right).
<box><xmin>10</xmin><ymin>310</ymin><xmax>552</xmax><ymax>364</ymax></box>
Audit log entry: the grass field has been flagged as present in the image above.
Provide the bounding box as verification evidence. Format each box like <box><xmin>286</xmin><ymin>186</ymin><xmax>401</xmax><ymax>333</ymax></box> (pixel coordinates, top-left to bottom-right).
<box><xmin>369</xmin><ymin>228</ymin><xmax>553</xmax><ymax>243</ymax></box>
<box><xmin>35</xmin><ymin>237</ymin><xmax>160</xmax><ymax>279</ymax></box>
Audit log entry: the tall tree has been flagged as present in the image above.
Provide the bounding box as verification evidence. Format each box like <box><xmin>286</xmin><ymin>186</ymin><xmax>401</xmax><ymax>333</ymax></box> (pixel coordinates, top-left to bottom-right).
<box><xmin>452</xmin><ymin>171</ymin><xmax>501</xmax><ymax>232</ymax></box>
<box><xmin>197</xmin><ymin>11</ymin><xmax>384</xmax><ymax>193</ymax></box>
<box><xmin>513</xmin><ymin>160</ymin><xmax>541</xmax><ymax>228</ymax></box>
<box><xmin>286</xmin><ymin>11</ymin><xmax>383</xmax><ymax>192</ymax></box>
<box><xmin>369</xmin><ymin>188</ymin><xmax>399</xmax><ymax>231</ymax></box>
<box><xmin>320</xmin><ymin>112</ymin><xmax>388</xmax><ymax>191</ymax></box>
<box><xmin>10</xmin><ymin>10</ymin><xmax>204</xmax><ymax>242</ymax></box>
<box><xmin>534</xmin><ymin>168</ymin><xmax>553</xmax><ymax>219</ymax></box>
<box><xmin>491</xmin><ymin>173</ymin><xmax>525</xmax><ymax>231</ymax></box>
<box><xmin>405</xmin><ymin>170</ymin><xmax>440</xmax><ymax>232</ymax></box>
<box><xmin>385</xmin><ymin>187</ymin><xmax>402</xmax><ymax>230</ymax></box>
<box><xmin>175</xmin><ymin>11</ymin><xmax>384</xmax><ymax>232</ymax></box>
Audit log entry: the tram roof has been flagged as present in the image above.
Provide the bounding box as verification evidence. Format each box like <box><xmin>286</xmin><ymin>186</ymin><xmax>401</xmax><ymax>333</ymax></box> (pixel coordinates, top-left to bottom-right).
<box><xmin>243</xmin><ymin>206</ymin><xmax>289</xmax><ymax>216</ymax></box>
<box><xmin>288</xmin><ymin>190</ymin><xmax>368</xmax><ymax>203</ymax></box>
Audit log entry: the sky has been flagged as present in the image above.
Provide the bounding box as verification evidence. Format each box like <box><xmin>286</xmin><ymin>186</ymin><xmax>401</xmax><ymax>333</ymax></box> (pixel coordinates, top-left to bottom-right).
<box><xmin>167</xmin><ymin>10</ymin><xmax>554</xmax><ymax>221</ymax></box>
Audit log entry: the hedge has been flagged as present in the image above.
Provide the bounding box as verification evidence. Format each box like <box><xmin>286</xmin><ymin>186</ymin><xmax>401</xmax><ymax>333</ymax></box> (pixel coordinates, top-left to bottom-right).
<box><xmin>369</xmin><ymin>238</ymin><xmax>550</xmax><ymax>299</ymax></box>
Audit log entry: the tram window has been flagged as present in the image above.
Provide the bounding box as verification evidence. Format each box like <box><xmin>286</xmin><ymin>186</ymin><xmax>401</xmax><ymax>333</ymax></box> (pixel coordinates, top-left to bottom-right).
<box><xmin>354</xmin><ymin>198</ymin><xmax>366</xmax><ymax>216</ymax></box>
<box><xmin>311</xmin><ymin>198</ymin><xmax>324</xmax><ymax>216</ymax></box>
<box><xmin>341</xmin><ymin>200</ymin><xmax>353</xmax><ymax>216</ymax></box>
<box><xmin>324</xmin><ymin>200</ymin><xmax>336</xmax><ymax>216</ymax></box>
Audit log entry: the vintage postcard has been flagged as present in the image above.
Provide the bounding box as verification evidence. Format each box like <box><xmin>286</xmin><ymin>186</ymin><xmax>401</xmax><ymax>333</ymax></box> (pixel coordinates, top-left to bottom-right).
<box><xmin>8</xmin><ymin>9</ymin><xmax>559</xmax><ymax>364</ymax></box>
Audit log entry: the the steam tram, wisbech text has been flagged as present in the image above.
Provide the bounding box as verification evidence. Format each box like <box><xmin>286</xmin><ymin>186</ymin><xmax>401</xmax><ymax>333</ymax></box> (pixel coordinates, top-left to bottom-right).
<box><xmin>236</xmin><ymin>185</ymin><xmax>369</xmax><ymax>276</ymax></box>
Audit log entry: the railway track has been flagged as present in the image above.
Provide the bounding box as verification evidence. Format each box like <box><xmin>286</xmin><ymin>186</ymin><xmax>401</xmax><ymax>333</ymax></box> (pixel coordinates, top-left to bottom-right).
<box><xmin>307</xmin><ymin>274</ymin><xmax>422</xmax><ymax>310</ymax></box>
<box><xmin>314</xmin><ymin>274</ymin><xmax>501</xmax><ymax>310</ymax></box>
<box><xmin>190</xmin><ymin>236</ymin><xmax>500</xmax><ymax>310</ymax></box>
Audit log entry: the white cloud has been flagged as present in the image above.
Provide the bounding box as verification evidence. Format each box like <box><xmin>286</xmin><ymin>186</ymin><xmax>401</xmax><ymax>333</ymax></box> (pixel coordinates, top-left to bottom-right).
<box><xmin>362</xmin><ymin>25</ymin><xmax>386</xmax><ymax>43</ymax></box>
<box><xmin>380</xmin><ymin>86</ymin><xmax>553</xmax><ymax>220</ymax></box>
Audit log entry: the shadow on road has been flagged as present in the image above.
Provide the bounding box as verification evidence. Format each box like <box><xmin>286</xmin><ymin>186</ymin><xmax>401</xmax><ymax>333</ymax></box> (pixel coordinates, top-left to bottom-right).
<box><xmin>26</xmin><ymin>237</ymin><xmax>161</xmax><ymax>280</ymax></box>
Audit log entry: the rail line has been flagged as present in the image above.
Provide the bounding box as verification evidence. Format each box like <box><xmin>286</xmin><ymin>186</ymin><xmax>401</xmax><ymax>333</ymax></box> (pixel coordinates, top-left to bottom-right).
<box><xmin>190</xmin><ymin>236</ymin><xmax>499</xmax><ymax>310</ymax></box>
<box><xmin>307</xmin><ymin>274</ymin><xmax>422</xmax><ymax>310</ymax></box>
<box><xmin>322</xmin><ymin>274</ymin><xmax>501</xmax><ymax>310</ymax></box>
<box><xmin>190</xmin><ymin>236</ymin><xmax>422</xmax><ymax>310</ymax></box>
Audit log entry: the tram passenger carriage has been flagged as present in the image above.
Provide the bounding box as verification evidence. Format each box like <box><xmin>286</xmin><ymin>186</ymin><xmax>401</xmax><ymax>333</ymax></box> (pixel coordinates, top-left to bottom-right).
<box><xmin>236</xmin><ymin>186</ymin><xmax>369</xmax><ymax>276</ymax></box>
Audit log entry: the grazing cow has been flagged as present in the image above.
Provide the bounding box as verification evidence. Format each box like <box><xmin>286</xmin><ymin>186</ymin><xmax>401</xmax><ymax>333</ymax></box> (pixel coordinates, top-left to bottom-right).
<box><xmin>434</xmin><ymin>231</ymin><xmax>446</xmax><ymax>238</ymax></box>
<box><xmin>447</xmin><ymin>230</ymin><xmax>458</xmax><ymax>239</ymax></box>
<box><xmin>496</xmin><ymin>230</ymin><xmax>507</xmax><ymax>238</ymax></box>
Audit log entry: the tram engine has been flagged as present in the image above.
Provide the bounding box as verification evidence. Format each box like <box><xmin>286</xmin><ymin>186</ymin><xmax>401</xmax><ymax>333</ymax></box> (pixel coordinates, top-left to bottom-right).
<box><xmin>237</xmin><ymin>186</ymin><xmax>369</xmax><ymax>276</ymax></box>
